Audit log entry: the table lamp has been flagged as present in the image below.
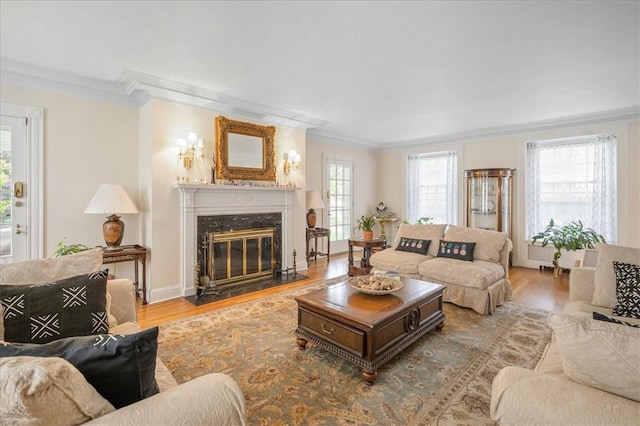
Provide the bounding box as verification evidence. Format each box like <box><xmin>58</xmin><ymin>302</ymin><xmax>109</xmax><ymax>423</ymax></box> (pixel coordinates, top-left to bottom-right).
<box><xmin>84</xmin><ymin>184</ymin><xmax>139</xmax><ymax>251</ymax></box>
<box><xmin>306</xmin><ymin>190</ymin><xmax>325</xmax><ymax>229</ymax></box>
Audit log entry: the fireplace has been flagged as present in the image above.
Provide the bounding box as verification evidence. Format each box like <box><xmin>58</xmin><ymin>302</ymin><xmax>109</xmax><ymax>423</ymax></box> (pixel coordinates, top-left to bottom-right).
<box><xmin>197</xmin><ymin>212</ymin><xmax>281</xmax><ymax>285</ymax></box>
<box><xmin>175</xmin><ymin>184</ymin><xmax>297</xmax><ymax>297</ymax></box>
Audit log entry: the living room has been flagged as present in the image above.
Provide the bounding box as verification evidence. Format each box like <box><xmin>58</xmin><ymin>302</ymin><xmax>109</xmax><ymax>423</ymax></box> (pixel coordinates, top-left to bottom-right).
<box><xmin>1</xmin><ymin>1</ymin><xmax>639</xmax><ymax>424</ymax></box>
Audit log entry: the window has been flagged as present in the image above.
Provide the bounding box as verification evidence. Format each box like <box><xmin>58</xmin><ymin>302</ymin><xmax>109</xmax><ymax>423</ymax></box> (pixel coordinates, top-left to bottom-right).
<box><xmin>407</xmin><ymin>151</ymin><xmax>458</xmax><ymax>224</ymax></box>
<box><xmin>327</xmin><ymin>159</ymin><xmax>353</xmax><ymax>243</ymax></box>
<box><xmin>525</xmin><ymin>134</ymin><xmax>617</xmax><ymax>242</ymax></box>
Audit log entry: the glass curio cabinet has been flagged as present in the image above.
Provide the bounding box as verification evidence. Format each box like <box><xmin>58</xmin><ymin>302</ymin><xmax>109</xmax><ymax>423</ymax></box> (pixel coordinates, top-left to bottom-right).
<box><xmin>465</xmin><ymin>168</ymin><xmax>514</xmax><ymax>239</ymax></box>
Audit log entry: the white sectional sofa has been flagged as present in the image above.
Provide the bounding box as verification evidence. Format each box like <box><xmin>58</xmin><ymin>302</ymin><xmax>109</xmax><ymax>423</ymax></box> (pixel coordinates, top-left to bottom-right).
<box><xmin>369</xmin><ymin>223</ymin><xmax>512</xmax><ymax>314</ymax></box>
<box><xmin>490</xmin><ymin>243</ymin><xmax>640</xmax><ymax>425</ymax></box>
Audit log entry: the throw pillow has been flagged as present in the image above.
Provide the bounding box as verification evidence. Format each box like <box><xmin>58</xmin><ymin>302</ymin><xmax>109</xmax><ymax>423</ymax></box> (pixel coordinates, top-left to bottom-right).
<box><xmin>0</xmin><ymin>327</ymin><xmax>160</xmax><ymax>409</ymax></box>
<box><xmin>611</xmin><ymin>261</ymin><xmax>640</xmax><ymax>319</ymax></box>
<box><xmin>0</xmin><ymin>356</ymin><xmax>115</xmax><ymax>425</ymax></box>
<box><xmin>0</xmin><ymin>248</ymin><xmax>103</xmax><ymax>285</ymax></box>
<box><xmin>437</xmin><ymin>240</ymin><xmax>476</xmax><ymax>261</ymax></box>
<box><xmin>591</xmin><ymin>243</ymin><xmax>640</xmax><ymax>308</ymax></box>
<box><xmin>549</xmin><ymin>312</ymin><xmax>640</xmax><ymax>402</ymax></box>
<box><xmin>0</xmin><ymin>271</ymin><xmax>109</xmax><ymax>344</ymax></box>
<box><xmin>592</xmin><ymin>311</ymin><xmax>640</xmax><ymax>328</ymax></box>
<box><xmin>396</xmin><ymin>238</ymin><xmax>431</xmax><ymax>255</ymax></box>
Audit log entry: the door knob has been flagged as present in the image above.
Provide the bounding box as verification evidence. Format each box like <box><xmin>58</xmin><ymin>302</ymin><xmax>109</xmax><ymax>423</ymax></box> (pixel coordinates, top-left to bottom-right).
<box><xmin>15</xmin><ymin>224</ymin><xmax>22</xmax><ymax>235</ymax></box>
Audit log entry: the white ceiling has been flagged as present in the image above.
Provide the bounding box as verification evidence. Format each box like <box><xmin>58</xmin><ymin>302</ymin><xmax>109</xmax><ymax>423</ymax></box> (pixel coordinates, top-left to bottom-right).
<box><xmin>1</xmin><ymin>1</ymin><xmax>638</xmax><ymax>147</ymax></box>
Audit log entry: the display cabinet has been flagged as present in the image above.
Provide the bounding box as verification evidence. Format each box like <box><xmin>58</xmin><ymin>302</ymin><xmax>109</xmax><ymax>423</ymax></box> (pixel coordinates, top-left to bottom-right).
<box><xmin>465</xmin><ymin>168</ymin><xmax>514</xmax><ymax>239</ymax></box>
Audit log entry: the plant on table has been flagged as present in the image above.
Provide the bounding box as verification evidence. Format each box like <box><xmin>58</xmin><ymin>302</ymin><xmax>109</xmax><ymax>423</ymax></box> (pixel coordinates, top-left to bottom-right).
<box><xmin>355</xmin><ymin>214</ymin><xmax>377</xmax><ymax>239</ymax></box>
<box><xmin>53</xmin><ymin>239</ymin><xmax>89</xmax><ymax>257</ymax></box>
<box><xmin>531</xmin><ymin>219</ymin><xmax>606</xmax><ymax>274</ymax></box>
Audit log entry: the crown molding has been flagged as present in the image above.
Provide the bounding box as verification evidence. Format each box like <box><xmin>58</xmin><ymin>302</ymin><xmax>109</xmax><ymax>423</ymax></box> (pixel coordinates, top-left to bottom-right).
<box><xmin>306</xmin><ymin>128</ymin><xmax>380</xmax><ymax>151</ymax></box>
<box><xmin>0</xmin><ymin>58</ymin><xmax>136</xmax><ymax>106</ymax></box>
<box><xmin>378</xmin><ymin>106</ymin><xmax>640</xmax><ymax>151</ymax></box>
<box><xmin>119</xmin><ymin>69</ymin><xmax>326</xmax><ymax>130</ymax></box>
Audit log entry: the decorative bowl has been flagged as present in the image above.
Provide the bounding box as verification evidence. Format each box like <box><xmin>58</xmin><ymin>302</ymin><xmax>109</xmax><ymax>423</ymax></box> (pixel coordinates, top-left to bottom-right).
<box><xmin>347</xmin><ymin>276</ymin><xmax>404</xmax><ymax>295</ymax></box>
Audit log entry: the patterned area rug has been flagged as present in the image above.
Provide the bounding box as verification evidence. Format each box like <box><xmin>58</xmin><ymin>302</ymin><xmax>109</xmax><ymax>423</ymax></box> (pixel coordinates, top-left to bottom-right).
<box><xmin>158</xmin><ymin>276</ymin><xmax>552</xmax><ymax>425</ymax></box>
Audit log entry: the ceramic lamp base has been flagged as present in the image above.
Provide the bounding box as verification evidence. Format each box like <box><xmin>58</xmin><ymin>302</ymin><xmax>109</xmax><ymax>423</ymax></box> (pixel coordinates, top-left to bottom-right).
<box><xmin>103</xmin><ymin>214</ymin><xmax>124</xmax><ymax>248</ymax></box>
<box><xmin>306</xmin><ymin>209</ymin><xmax>317</xmax><ymax>229</ymax></box>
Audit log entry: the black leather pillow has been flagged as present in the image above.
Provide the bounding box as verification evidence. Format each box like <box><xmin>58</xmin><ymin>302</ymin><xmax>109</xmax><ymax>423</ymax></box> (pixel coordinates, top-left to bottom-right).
<box><xmin>437</xmin><ymin>240</ymin><xmax>476</xmax><ymax>261</ymax></box>
<box><xmin>396</xmin><ymin>238</ymin><xmax>431</xmax><ymax>255</ymax></box>
<box><xmin>0</xmin><ymin>327</ymin><xmax>160</xmax><ymax>409</ymax></box>
<box><xmin>0</xmin><ymin>271</ymin><xmax>109</xmax><ymax>343</ymax></box>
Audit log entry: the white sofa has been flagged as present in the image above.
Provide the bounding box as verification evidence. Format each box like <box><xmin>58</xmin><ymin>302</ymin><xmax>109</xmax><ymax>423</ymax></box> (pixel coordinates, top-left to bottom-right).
<box><xmin>490</xmin><ymin>243</ymin><xmax>640</xmax><ymax>425</ymax></box>
<box><xmin>0</xmin><ymin>249</ymin><xmax>247</xmax><ymax>425</ymax></box>
<box><xmin>369</xmin><ymin>224</ymin><xmax>512</xmax><ymax>314</ymax></box>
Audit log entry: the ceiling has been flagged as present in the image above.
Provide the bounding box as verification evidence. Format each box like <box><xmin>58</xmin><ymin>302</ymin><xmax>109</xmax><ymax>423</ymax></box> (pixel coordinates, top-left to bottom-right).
<box><xmin>1</xmin><ymin>1</ymin><xmax>638</xmax><ymax>148</ymax></box>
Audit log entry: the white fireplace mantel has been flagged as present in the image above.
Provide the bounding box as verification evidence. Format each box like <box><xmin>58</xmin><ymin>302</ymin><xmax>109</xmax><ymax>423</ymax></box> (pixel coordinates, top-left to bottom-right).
<box><xmin>174</xmin><ymin>183</ymin><xmax>299</xmax><ymax>297</ymax></box>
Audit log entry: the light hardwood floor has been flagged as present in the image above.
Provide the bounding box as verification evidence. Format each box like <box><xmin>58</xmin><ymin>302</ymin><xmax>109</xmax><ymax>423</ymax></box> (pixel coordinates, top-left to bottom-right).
<box><xmin>137</xmin><ymin>252</ymin><xmax>569</xmax><ymax>328</ymax></box>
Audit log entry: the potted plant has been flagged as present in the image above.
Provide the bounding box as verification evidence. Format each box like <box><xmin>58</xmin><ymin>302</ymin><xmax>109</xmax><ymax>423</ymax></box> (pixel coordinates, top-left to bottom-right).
<box><xmin>355</xmin><ymin>214</ymin><xmax>377</xmax><ymax>240</ymax></box>
<box><xmin>531</xmin><ymin>219</ymin><xmax>606</xmax><ymax>276</ymax></box>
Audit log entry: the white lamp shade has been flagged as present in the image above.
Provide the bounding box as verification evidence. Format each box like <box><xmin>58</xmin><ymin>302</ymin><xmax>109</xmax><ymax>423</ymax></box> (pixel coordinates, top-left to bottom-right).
<box><xmin>306</xmin><ymin>190</ymin><xmax>325</xmax><ymax>210</ymax></box>
<box><xmin>84</xmin><ymin>184</ymin><xmax>139</xmax><ymax>214</ymax></box>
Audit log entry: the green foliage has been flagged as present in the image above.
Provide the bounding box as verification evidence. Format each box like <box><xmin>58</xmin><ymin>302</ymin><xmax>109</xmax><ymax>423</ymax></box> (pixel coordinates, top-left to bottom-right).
<box><xmin>355</xmin><ymin>214</ymin><xmax>376</xmax><ymax>232</ymax></box>
<box><xmin>0</xmin><ymin>157</ymin><xmax>11</xmax><ymax>225</ymax></box>
<box><xmin>402</xmin><ymin>217</ymin><xmax>434</xmax><ymax>225</ymax></box>
<box><xmin>531</xmin><ymin>219</ymin><xmax>606</xmax><ymax>269</ymax></box>
<box><xmin>53</xmin><ymin>239</ymin><xmax>89</xmax><ymax>257</ymax></box>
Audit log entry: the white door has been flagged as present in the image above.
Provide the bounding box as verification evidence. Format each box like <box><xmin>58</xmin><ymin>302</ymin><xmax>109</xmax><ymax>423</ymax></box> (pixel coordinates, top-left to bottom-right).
<box><xmin>1</xmin><ymin>115</ymin><xmax>29</xmax><ymax>263</ymax></box>
<box><xmin>323</xmin><ymin>156</ymin><xmax>354</xmax><ymax>253</ymax></box>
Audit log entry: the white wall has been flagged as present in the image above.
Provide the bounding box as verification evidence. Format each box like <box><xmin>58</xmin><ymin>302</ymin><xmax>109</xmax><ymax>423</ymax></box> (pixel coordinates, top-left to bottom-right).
<box><xmin>376</xmin><ymin>118</ymin><xmax>640</xmax><ymax>266</ymax></box>
<box><xmin>0</xmin><ymin>84</ymin><xmax>140</xmax><ymax>280</ymax></box>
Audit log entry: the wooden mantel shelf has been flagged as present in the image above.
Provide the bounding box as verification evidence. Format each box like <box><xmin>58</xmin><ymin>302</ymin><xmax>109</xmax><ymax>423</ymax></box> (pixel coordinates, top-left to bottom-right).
<box><xmin>173</xmin><ymin>183</ymin><xmax>300</xmax><ymax>193</ymax></box>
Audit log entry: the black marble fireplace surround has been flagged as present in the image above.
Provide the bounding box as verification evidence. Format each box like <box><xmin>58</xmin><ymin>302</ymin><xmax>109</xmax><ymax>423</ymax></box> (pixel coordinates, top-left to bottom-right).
<box><xmin>197</xmin><ymin>213</ymin><xmax>283</xmax><ymax>276</ymax></box>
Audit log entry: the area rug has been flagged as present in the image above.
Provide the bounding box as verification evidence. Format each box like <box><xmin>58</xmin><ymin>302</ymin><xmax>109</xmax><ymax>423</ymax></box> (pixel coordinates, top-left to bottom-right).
<box><xmin>158</xmin><ymin>276</ymin><xmax>553</xmax><ymax>425</ymax></box>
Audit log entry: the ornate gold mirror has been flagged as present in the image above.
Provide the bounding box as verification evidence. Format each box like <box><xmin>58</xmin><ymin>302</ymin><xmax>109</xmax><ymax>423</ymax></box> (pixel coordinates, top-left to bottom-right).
<box><xmin>215</xmin><ymin>116</ymin><xmax>276</xmax><ymax>181</ymax></box>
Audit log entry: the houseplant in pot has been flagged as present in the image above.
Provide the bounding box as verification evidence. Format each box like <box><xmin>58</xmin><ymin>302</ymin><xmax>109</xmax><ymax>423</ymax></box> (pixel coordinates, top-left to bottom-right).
<box><xmin>531</xmin><ymin>219</ymin><xmax>606</xmax><ymax>276</ymax></box>
<box><xmin>355</xmin><ymin>214</ymin><xmax>376</xmax><ymax>240</ymax></box>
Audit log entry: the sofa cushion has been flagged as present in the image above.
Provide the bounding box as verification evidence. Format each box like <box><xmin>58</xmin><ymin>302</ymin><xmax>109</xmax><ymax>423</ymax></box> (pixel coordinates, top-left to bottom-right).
<box><xmin>548</xmin><ymin>312</ymin><xmax>640</xmax><ymax>402</ymax></box>
<box><xmin>0</xmin><ymin>248</ymin><xmax>103</xmax><ymax>285</ymax></box>
<box><xmin>0</xmin><ymin>327</ymin><xmax>160</xmax><ymax>409</ymax></box>
<box><xmin>611</xmin><ymin>261</ymin><xmax>640</xmax><ymax>319</ymax></box>
<box><xmin>392</xmin><ymin>223</ymin><xmax>447</xmax><ymax>257</ymax></box>
<box><xmin>370</xmin><ymin>248</ymin><xmax>433</xmax><ymax>275</ymax></box>
<box><xmin>418</xmin><ymin>257</ymin><xmax>505</xmax><ymax>290</ymax></box>
<box><xmin>443</xmin><ymin>225</ymin><xmax>507</xmax><ymax>263</ymax></box>
<box><xmin>592</xmin><ymin>243</ymin><xmax>640</xmax><ymax>309</ymax></box>
<box><xmin>563</xmin><ymin>300</ymin><xmax>640</xmax><ymax>326</ymax></box>
<box><xmin>0</xmin><ymin>271</ymin><xmax>110</xmax><ymax>343</ymax></box>
<box><xmin>395</xmin><ymin>237</ymin><xmax>431</xmax><ymax>255</ymax></box>
<box><xmin>436</xmin><ymin>240</ymin><xmax>475</xmax><ymax>261</ymax></box>
<box><xmin>0</xmin><ymin>356</ymin><xmax>115</xmax><ymax>425</ymax></box>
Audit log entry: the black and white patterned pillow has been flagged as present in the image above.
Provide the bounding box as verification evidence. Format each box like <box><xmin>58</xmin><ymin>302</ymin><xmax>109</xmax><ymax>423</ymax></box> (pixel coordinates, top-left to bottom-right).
<box><xmin>592</xmin><ymin>311</ymin><xmax>640</xmax><ymax>328</ymax></box>
<box><xmin>0</xmin><ymin>270</ymin><xmax>109</xmax><ymax>343</ymax></box>
<box><xmin>611</xmin><ymin>261</ymin><xmax>640</xmax><ymax>319</ymax></box>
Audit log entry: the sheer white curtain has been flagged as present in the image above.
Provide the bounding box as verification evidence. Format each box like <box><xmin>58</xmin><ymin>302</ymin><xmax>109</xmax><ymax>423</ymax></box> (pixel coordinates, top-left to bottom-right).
<box><xmin>525</xmin><ymin>134</ymin><xmax>617</xmax><ymax>242</ymax></box>
<box><xmin>407</xmin><ymin>151</ymin><xmax>458</xmax><ymax>224</ymax></box>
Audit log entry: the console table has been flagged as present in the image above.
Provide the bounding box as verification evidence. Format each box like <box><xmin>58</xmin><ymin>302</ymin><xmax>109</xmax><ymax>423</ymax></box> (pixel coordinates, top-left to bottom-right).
<box><xmin>348</xmin><ymin>238</ymin><xmax>386</xmax><ymax>276</ymax></box>
<box><xmin>102</xmin><ymin>244</ymin><xmax>148</xmax><ymax>304</ymax></box>
<box><xmin>306</xmin><ymin>228</ymin><xmax>330</xmax><ymax>263</ymax></box>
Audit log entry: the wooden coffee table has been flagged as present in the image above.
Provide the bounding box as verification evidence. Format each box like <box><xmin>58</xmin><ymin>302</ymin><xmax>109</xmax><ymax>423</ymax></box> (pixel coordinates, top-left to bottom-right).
<box><xmin>295</xmin><ymin>277</ymin><xmax>445</xmax><ymax>385</ymax></box>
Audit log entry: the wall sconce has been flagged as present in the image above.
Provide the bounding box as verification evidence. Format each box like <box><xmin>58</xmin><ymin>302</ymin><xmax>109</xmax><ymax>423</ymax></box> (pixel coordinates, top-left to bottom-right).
<box><xmin>177</xmin><ymin>132</ymin><xmax>205</xmax><ymax>169</ymax></box>
<box><xmin>283</xmin><ymin>150</ymin><xmax>301</xmax><ymax>176</ymax></box>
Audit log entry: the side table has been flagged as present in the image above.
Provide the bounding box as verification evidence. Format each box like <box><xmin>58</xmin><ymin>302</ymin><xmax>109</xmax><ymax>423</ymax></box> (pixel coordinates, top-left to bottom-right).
<box><xmin>348</xmin><ymin>238</ymin><xmax>386</xmax><ymax>276</ymax></box>
<box><xmin>306</xmin><ymin>228</ymin><xmax>330</xmax><ymax>263</ymax></box>
<box><xmin>102</xmin><ymin>244</ymin><xmax>148</xmax><ymax>304</ymax></box>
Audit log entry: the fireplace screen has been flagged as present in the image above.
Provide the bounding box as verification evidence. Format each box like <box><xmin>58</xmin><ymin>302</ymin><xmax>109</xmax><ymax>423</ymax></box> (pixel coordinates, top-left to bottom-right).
<box><xmin>205</xmin><ymin>227</ymin><xmax>275</xmax><ymax>285</ymax></box>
